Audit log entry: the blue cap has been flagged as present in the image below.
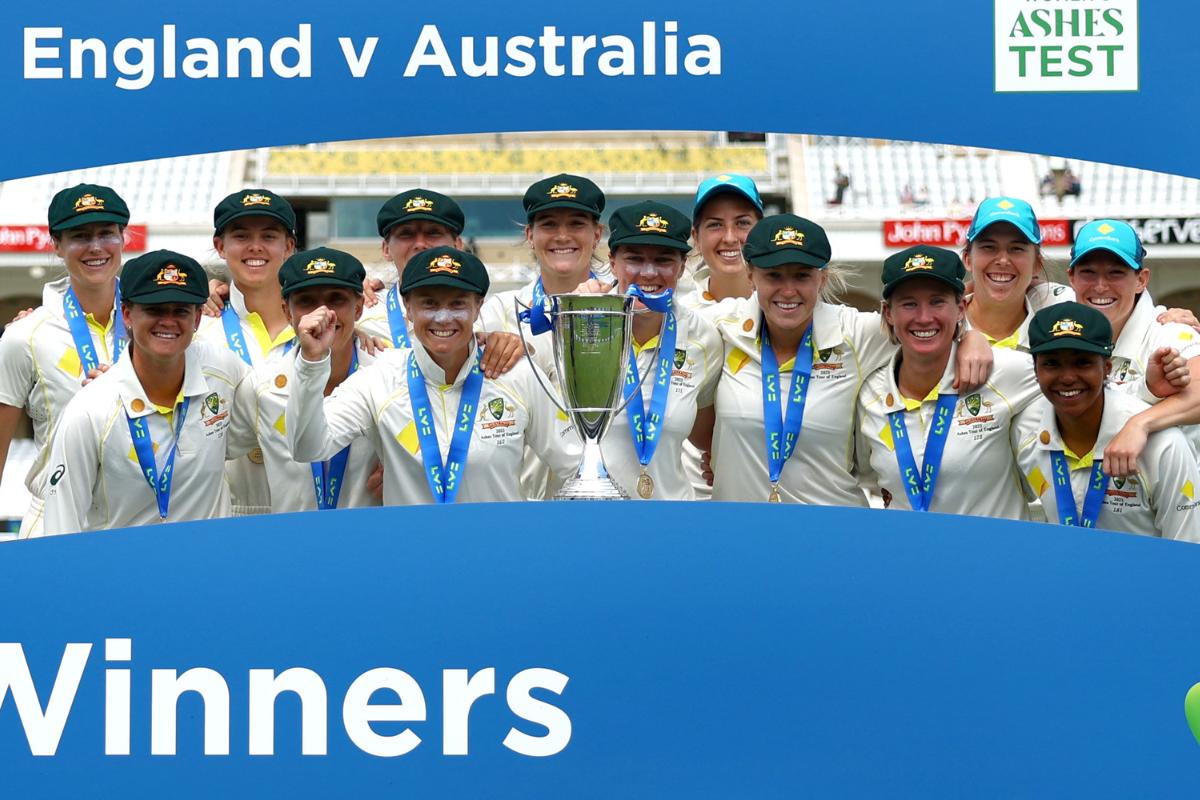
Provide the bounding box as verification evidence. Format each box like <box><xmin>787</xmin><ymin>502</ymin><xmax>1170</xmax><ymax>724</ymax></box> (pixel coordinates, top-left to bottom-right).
<box><xmin>693</xmin><ymin>174</ymin><xmax>763</xmax><ymax>222</ymax></box>
<box><xmin>966</xmin><ymin>197</ymin><xmax>1042</xmax><ymax>244</ymax></box>
<box><xmin>1070</xmin><ymin>219</ymin><xmax>1145</xmax><ymax>271</ymax></box>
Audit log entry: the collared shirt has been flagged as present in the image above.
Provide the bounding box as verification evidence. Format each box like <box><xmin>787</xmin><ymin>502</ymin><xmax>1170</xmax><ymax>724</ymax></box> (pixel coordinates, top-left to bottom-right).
<box><xmin>1012</xmin><ymin>388</ymin><xmax>1200</xmax><ymax>541</ymax></box>
<box><xmin>240</xmin><ymin>344</ymin><xmax>382</xmax><ymax>513</ymax></box>
<box><xmin>600</xmin><ymin>303</ymin><xmax>722</xmax><ymax>500</ymax></box>
<box><xmin>963</xmin><ymin>282</ymin><xmax>1076</xmax><ymax>352</ymax></box>
<box><xmin>855</xmin><ymin>346</ymin><xmax>1038</xmax><ymax>518</ymax></box>
<box><xmin>709</xmin><ymin>297</ymin><xmax>895</xmax><ymax>505</ymax></box>
<box><xmin>1108</xmin><ymin>291</ymin><xmax>1200</xmax><ymax>402</ymax></box>
<box><xmin>287</xmin><ymin>339</ymin><xmax>580</xmax><ymax>505</ymax></box>
<box><xmin>0</xmin><ymin>277</ymin><xmax>123</xmax><ymax>528</ymax></box>
<box><xmin>196</xmin><ymin>282</ymin><xmax>297</xmax><ymax>515</ymax></box>
<box><xmin>42</xmin><ymin>341</ymin><xmax>256</xmax><ymax>535</ymax></box>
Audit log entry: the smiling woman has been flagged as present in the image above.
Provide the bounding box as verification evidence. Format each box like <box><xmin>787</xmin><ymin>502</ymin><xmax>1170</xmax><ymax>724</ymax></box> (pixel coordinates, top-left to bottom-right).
<box><xmin>0</xmin><ymin>184</ymin><xmax>131</xmax><ymax>537</ymax></box>
<box><xmin>854</xmin><ymin>246</ymin><xmax>1039</xmax><ymax>518</ymax></box>
<box><xmin>286</xmin><ymin>246</ymin><xmax>580</xmax><ymax>505</ymax></box>
<box><xmin>42</xmin><ymin>250</ymin><xmax>258</xmax><ymax>535</ymax></box>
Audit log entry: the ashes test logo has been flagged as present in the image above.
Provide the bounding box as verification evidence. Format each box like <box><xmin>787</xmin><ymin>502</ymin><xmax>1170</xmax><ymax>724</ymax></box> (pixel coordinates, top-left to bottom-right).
<box><xmin>994</xmin><ymin>0</ymin><xmax>1139</xmax><ymax>92</ymax></box>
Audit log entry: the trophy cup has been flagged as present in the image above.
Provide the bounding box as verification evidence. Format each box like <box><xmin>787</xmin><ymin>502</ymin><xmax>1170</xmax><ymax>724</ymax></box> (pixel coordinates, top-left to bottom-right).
<box><xmin>517</xmin><ymin>292</ymin><xmax>657</xmax><ymax>499</ymax></box>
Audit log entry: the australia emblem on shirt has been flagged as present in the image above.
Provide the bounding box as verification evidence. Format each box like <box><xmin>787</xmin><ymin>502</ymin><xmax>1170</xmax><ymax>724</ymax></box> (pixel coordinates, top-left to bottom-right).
<box><xmin>478</xmin><ymin>396</ymin><xmax>519</xmax><ymax>443</ymax></box>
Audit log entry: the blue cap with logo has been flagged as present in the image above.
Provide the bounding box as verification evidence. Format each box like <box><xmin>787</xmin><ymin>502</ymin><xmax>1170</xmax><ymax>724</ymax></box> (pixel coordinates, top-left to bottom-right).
<box><xmin>966</xmin><ymin>196</ymin><xmax>1042</xmax><ymax>244</ymax></box>
<box><xmin>693</xmin><ymin>174</ymin><xmax>763</xmax><ymax>223</ymax></box>
<box><xmin>1069</xmin><ymin>219</ymin><xmax>1145</xmax><ymax>271</ymax></box>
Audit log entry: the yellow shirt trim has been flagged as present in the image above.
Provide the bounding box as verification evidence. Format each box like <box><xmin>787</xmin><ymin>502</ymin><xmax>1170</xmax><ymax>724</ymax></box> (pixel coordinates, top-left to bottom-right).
<box><xmin>900</xmin><ymin>385</ymin><xmax>940</xmax><ymax>412</ymax></box>
<box><xmin>984</xmin><ymin>330</ymin><xmax>1021</xmax><ymax>350</ymax></box>
<box><xmin>632</xmin><ymin>334</ymin><xmax>661</xmax><ymax>357</ymax></box>
<box><xmin>1060</xmin><ymin>443</ymin><xmax>1095</xmax><ymax>471</ymax></box>
<box><xmin>85</xmin><ymin>313</ymin><xmax>114</xmax><ymax>361</ymax></box>
<box><xmin>244</xmin><ymin>311</ymin><xmax>297</xmax><ymax>357</ymax></box>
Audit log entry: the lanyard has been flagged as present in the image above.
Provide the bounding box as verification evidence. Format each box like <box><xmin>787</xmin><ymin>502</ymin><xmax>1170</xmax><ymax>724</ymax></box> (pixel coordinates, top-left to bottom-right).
<box><xmin>386</xmin><ymin>283</ymin><xmax>412</xmax><ymax>348</ymax></box>
<box><xmin>1050</xmin><ymin>452</ymin><xmax>1109</xmax><ymax>528</ymax></box>
<box><xmin>310</xmin><ymin>347</ymin><xmax>359</xmax><ymax>510</ymax></box>
<box><xmin>760</xmin><ymin>324</ymin><xmax>814</xmax><ymax>492</ymax></box>
<box><xmin>406</xmin><ymin>348</ymin><xmax>485</xmax><ymax>504</ymax></box>
<box><xmin>623</xmin><ymin>293</ymin><xmax>677</xmax><ymax>477</ymax></box>
<box><xmin>63</xmin><ymin>280</ymin><xmax>126</xmax><ymax>372</ymax></box>
<box><xmin>220</xmin><ymin>304</ymin><xmax>253</xmax><ymax>366</ymax></box>
<box><xmin>126</xmin><ymin>397</ymin><xmax>191</xmax><ymax>520</ymax></box>
<box><xmin>888</xmin><ymin>392</ymin><xmax>958</xmax><ymax>512</ymax></box>
<box><xmin>518</xmin><ymin>273</ymin><xmax>600</xmax><ymax>335</ymax></box>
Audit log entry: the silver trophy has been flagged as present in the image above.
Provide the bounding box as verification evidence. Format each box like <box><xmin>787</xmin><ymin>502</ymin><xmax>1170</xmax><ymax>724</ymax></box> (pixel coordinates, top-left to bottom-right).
<box><xmin>517</xmin><ymin>292</ymin><xmax>657</xmax><ymax>499</ymax></box>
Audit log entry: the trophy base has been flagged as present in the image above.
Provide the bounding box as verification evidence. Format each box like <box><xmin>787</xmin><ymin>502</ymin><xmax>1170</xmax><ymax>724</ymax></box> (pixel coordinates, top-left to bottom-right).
<box><xmin>553</xmin><ymin>475</ymin><xmax>629</xmax><ymax>500</ymax></box>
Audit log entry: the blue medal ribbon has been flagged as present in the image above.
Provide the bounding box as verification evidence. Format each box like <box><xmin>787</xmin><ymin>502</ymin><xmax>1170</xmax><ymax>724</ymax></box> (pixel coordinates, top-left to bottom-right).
<box><xmin>760</xmin><ymin>323</ymin><xmax>815</xmax><ymax>486</ymax></box>
<box><xmin>310</xmin><ymin>347</ymin><xmax>359</xmax><ymax>510</ymax></box>
<box><xmin>63</xmin><ymin>281</ymin><xmax>126</xmax><ymax>372</ymax></box>
<box><xmin>406</xmin><ymin>348</ymin><xmax>486</xmax><ymax>504</ymax></box>
<box><xmin>517</xmin><ymin>273</ymin><xmax>601</xmax><ymax>335</ymax></box>
<box><xmin>386</xmin><ymin>283</ymin><xmax>412</xmax><ymax>349</ymax></box>
<box><xmin>1049</xmin><ymin>451</ymin><xmax>1109</xmax><ymax>528</ymax></box>
<box><xmin>220</xmin><ymin>304</ymin><xmax>253</xmax><ymax>366</ymax></box>
<box><xmin>888</xmin><ymin>391</ymin><xmax>958</xmax><ymax>512</ymax></box>
<box><xmin>126</xmin><ymin>397</ymin><xmax>191</xmax><ymax>520</ymax></box>
<box><xmin>623</xmin><ymin>289</ymin><xmax>677</xmax><ymax>474</ymax></box>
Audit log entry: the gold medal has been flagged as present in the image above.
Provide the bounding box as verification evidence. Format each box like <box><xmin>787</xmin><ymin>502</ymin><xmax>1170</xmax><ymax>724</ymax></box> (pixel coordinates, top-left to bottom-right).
<box><xmin>636</xmin><ymin>470</ymin><xmax>654</xmax><ymax>499</ymax></box>
<box><xmin>248</xmin><ymin>447</ymin><xmax>265</xmax><ymax>465</ymax></box>
<box><xmin>768</xmin><ymin>483</ymin><xmax>782</xmax><ymax>503</ymax></box>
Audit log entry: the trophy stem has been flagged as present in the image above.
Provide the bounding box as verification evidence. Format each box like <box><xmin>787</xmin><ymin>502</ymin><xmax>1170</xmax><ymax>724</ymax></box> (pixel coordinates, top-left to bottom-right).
<box><xmin>554</xmin><ymin>440</ymin><xmax>628</xmax><ymax>500</ymax></box>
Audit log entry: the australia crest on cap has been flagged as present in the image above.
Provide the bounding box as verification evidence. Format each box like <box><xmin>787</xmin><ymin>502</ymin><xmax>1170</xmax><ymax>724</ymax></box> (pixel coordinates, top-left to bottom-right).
<box><xmin>306</xmin><ymin>257</ymin><xmax>336</xmax><ymax>275</ymax></box>
<box><xmin>242</xmin><ymin>193</ymin><xmax>272</xmax><ymax>206</ymax></box>
<box><xmin>638</xmin><ymin>213</ymin><xmax>669</xmax><ymax>232</ymax></box>
<box><xmin>404</xmin><ymin>196</ymin><xmax>433</xmax><ymax>213</ymax></box>
<box><xmin>155</xmin><ymin>264</ymin><xmax>188</xmax><ymax>286</ymax></box>
<box><xmin>773</xmin><ymin>226</ymin><xmax>805</xmax><ymax>247</ymax></box>
<box><xmin>904</xmin><ymin>253</ymin><xmax>935</xmax><ymax>272</ymax></box>
<box><xmin>74</xmin><ymin>193</ymin><xmax>104</xmax><ymax>213</ymax></box>
<box><xmin>1050</xmin><ymin>318</ymin><xmax>1084</xmax><ymax>338</ymax></box>
<box><xmin>429</xmin><ymin>254</ymin><xmax>461</xmax><ymax>274</ymax></box>
<box><xmin>548</xmin><ymin>183</ymin><xmax>578</xmax><ymax>199</ymax></box>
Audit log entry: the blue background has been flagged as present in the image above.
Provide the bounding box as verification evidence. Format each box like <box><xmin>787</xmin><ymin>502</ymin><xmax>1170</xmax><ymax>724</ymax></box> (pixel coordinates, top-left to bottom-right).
<box><xmin>2</xmin><ymin>503</ymin><xmax>1199</xmax><ymax>797</ymax></box>
<box><xmin>0</xmin><ymin>1</ymin><xmax>1196</xmax><ymax>177</ymax></box>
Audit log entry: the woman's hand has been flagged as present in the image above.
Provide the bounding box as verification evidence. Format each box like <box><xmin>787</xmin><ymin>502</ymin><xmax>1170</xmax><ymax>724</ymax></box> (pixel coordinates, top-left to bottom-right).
<box><xmin>1145</xmin><ymin>346</ymin><xmax>1190</xmax><ymax>398</ymax></box>
<box><xmin>477</xmin><ymin>331</ymin><xmax>523</xmax><ymax>378</ymax></box>
<box><xmin>1103</xmin><ymin>417</ymin><xmax>1148</xmax><ymax>478</ymax></box>
<box><xmin>951</xmin><ymin>329</ymin><xmax>993</xmax><ymax>392</ymax></box>
<box><xmin>362</xmin><ymin>277</ymin><xmax>387</xmax><ymax>308</ymax></box>
<box><xmin>297</xmin><ymin>307</ymin><xmax>337</xmax><ymax>361</ymax></box>
<box><xmin>202</xmin><ymin>280</ymin><xmax>230</xmax><ymax>318</ymax></box>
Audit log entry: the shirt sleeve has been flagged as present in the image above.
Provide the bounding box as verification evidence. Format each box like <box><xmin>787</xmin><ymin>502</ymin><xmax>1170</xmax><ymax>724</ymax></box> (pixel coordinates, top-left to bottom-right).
<box><xmin>693</xmin><ymin>317</ymin><xmax>723</xmax><ymax>410</ymax></box>
<box><xmin>286</xmin><ymin>353</ymin><xmax>377</xmax><ymax>463</ymax></box>
<box><xmin>516</xmin><ymin>367</ymin><xmax>581</xmax><ymax>481</ymax></box>
<box><xmin>846</xmin><ymin>308</ymin><xmax>896</xmax><ymax>376</ymax></box>
<box><xmin>0</xmin><ymin>319</ymin><xmax>35</xmax><ymax>408</ymax></box>
<box><xmin>1146</xmin><ymin>433</ymin><xmax>1200</xmax><ymax>542</ymax></box>
<box><xmin>851</xmin><ymin>394</ymin><xmax>881</xmax><ymax>495</ymax></box>
<box><xmin>226</xmin><ymin>366</ymin><xmax>260</xmax><ymax>460</ymax></box>
<box><xmin>42</xmin><ymin>398</ymin><xmax>100</xmax><ymax>536</ymax></box>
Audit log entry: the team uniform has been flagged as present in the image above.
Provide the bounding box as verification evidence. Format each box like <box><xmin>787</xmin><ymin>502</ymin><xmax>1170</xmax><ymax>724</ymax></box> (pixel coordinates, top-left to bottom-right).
<box><xmin>1107</xmin><ymin>291</ymin><xmax>1200</xmax><ymax>401</ymax></box>
<box><xmin>710</xmin><ymin>297</ymin><xmax>894</xmax><ymax>504</ymax></box>
<box><xmin>287</xmin><ymin>339</ymin><xmax>579</xmax><ymax>505</ymax></box>
<box><xmin>43</xmin><ymin>341</ymin><xmax>256</xmax><ymax>535</ymax></box>
<box><xmin>239</xmin><ymin>344</ymin><xmax>382</xmax><ymax>513</ymax></box>
<box><xmin>0</xmin><ymin>277</ymin><xmax>125</xmax><ymax>536</ymax></box>
<box><xmin>601</xmin><ymin>295</ymin><xmax>722</xmax><ymax>500</ymax></box>
<box><xmin>1012</xmin><ymin>389</ymin><xmax>1200</xmax><ymax>541</ymax></box>
<box><xmin>855</xmin><ymin>346</ymin><xmax>1038</xmax><ymax>517</ymax></box>
<box><xmin>196</xmin><ymin>282</ymin><xmax>297</xmax><ymax>515</ymax></box>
